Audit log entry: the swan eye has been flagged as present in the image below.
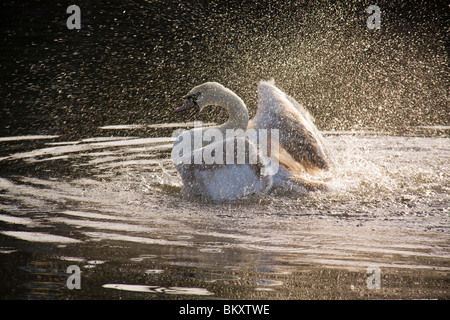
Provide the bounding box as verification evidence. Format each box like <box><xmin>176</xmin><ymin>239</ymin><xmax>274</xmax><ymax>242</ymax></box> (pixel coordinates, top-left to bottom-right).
<box><xmin>185</xmin><ymin>92</ymin><xmax>201</xmax><ymax>107</ymax></box>
<box><xmin>188</xmin><ymin>92</ymin><xmax>201</xmax><ymax>102</ymax></box>
<box><xmin>175</xmin><ymin>92</ymin><xmax>202</xmax><ymax>113</ymax></box>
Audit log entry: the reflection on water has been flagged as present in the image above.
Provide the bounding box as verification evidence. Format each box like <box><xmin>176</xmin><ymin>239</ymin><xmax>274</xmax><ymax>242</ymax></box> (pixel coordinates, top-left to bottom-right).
<box><xmin>0</xmin><ymin>125</ymin><xmax>448</xmax><ymax>299</ymax></box>
<box><xmin>102</xmin><ymin>284</ymin><xmax>214</xmax><ymax>296</ymax></box>
<box><xmin>1</xmin><ymin>231</ymin><xmax>81</xmax><ymax>243</ymax></box>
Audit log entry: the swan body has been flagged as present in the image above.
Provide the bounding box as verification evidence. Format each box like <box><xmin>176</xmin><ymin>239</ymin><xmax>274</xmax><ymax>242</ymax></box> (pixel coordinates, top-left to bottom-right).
<box><xmin>174</xmin><ymin>136</ymin><xmax>273</xmax><ymax>200</ymax></box>
<box><xmin>171</xmin><ymin>80</ymin><xmax>330</xmax><ymax>201</ymax></box>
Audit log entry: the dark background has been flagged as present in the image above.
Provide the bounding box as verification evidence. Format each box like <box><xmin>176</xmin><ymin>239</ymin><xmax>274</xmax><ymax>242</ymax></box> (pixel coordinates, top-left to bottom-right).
<box><xmin>0</xmin><ymin>0</ymin><xmax>448</xmax><ymax>139</ymax></box>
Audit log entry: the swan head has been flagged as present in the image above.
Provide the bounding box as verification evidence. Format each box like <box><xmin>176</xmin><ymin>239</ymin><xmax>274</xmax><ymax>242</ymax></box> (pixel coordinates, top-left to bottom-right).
<box><xmin>175</xmin><ymin>82</ymin><xmax>236</xmax><ymax>113</ymax></box>
<box><xmin>174</xmin><ymin>82</ymin><xmax>249</xmax><ymax>132</ymax></box>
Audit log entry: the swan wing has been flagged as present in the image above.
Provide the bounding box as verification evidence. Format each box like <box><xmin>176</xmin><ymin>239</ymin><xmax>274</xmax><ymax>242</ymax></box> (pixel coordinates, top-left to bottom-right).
<box><xmin>253</xmin><ymin>80</ymin><xmax>330</xmax><ymax>175</ymax></box>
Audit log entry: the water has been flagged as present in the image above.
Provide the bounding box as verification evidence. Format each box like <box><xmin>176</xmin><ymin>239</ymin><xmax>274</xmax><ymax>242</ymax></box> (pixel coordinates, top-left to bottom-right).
<box><xmin>0</xmin><ymin>127</ymin><xmax>448</xmax><ymax>299</ymax></box>
<box><xmin>0</xmin><ymin>1</ymin><xmax>448</xmax><ymax>300</ymax></box>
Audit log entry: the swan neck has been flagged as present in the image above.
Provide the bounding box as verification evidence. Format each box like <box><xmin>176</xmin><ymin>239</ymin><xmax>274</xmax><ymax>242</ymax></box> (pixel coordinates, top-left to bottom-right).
<box><xmin>217</xmin><ymin>93</ymin><xmax>249</xmax><ymax>133</ymax></box>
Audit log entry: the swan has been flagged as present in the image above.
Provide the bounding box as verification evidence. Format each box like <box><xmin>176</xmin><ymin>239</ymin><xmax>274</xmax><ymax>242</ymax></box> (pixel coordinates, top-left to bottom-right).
<box><xmin>171</xmin><ymin>80</ymin><xmax>330</xmax><ymax>201</ymax></box>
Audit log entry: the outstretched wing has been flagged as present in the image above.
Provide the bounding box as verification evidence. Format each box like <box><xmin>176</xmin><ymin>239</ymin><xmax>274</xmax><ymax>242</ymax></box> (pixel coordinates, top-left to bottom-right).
<box><xmin>252</xmin><ymin>80</ymin><xmax>330</xmax><ymax>175</ymax></box>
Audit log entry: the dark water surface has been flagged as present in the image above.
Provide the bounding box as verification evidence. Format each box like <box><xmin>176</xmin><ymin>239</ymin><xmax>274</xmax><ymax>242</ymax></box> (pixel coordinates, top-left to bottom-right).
<box><xmin>0</xmin><ymin>1</ymin><xmax>449</xmax><ymax>300</ymax></box>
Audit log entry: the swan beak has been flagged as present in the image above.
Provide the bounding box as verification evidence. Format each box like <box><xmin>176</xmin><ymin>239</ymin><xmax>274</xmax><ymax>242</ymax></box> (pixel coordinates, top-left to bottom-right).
<box><xmin>174</xmin><ymin>99</ymin><xmax>197</xmax><ymax>113</ymax></box>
